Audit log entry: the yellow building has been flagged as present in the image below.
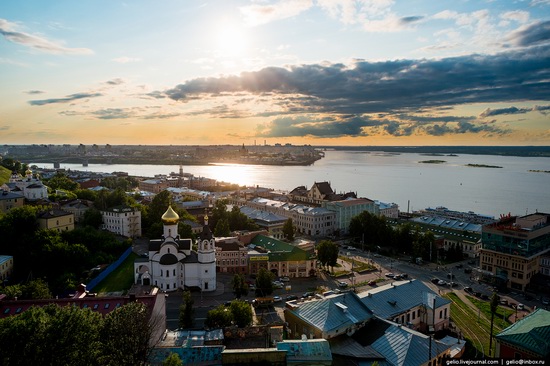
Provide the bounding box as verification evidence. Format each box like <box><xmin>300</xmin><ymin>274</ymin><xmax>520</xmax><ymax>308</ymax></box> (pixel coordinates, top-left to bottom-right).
<box><xmin>37</xmin><ymin>209</ymin><xmax>75</xmax><ymax>232</ymax></box>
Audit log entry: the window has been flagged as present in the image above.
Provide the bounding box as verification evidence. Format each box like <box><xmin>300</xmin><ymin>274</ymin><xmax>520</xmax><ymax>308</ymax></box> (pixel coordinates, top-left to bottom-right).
<box><xmin>204</xmin><ymin>282</ymin><xmax>209</xmax><ymax>290</ymax></box>
<box><xmin>104</xmin><ymin>304</ymin><xmax>110</xmax><ymax>309</ymax></box>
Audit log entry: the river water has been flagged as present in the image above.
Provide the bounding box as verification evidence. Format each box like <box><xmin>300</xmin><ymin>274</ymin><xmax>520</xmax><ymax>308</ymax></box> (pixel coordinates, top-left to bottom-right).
<box><xmin>31</xmin><ymin>150</ymin><xmax>550</xmax><ymax>218</ymax></box>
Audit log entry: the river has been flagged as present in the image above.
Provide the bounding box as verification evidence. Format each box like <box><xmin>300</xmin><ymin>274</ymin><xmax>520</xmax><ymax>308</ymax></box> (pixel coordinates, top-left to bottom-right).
<box><xmin>31</xmin><ymin>150</ymin><xmax>550</xmax><ymax>218</ymax></box>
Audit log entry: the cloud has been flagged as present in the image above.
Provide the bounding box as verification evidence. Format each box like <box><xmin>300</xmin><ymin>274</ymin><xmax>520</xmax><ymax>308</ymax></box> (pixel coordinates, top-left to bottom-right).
<box><xmin>506</xmin><ymin>20</ymin><xmax>550</xmax><ymax>47</ymax></box>
<box><xmin>256</xmin><ymin>115</ymin><xmax>376</xmax><ymax>138</ymax></box>
<box><xmin>29</xmin><ymin>92</ymin><xmax>103</xmax><ymax>106</ymax></box>
<box><xmin>25</xmin><ymin>90</ymin><xmax>44</xmax><ymax>95</ymax></box>
<box><xmin>424</xmin><ymin>121</ymin><xmax>508</xmax><ymax>136</ymax></box>
<box><xmin>161</xmin><ymin>46</ymin><xmax>550</xmax><ymax>115</ymax></box>
<box><xmin>0</xmin><ymin>18</ymin><xmax>93</xmax><ymax>55</ymax></box>
<box><xmin>240</xmin><ymin>0</ymin><xmax>313</xmax><ymax>26</ymax></box>
<box><xmin>363</xmin><ymin>14</ymin><xmax>424</xmax><ymax>32</ymax></box>
<box><xmin>105</xmin><ymin>78</ymin><xmax>124</xmax><ymax>86</ymax></box>
<box><xmin>480</xmin><ymin>105</ymin><xmax>550</xmax><ymax>117</ymax></box>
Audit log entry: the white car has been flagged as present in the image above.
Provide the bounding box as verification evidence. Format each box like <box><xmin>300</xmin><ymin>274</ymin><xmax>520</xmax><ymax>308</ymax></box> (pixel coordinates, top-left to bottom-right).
<box><xmin>273</xmin><ymin>295</ymin><xmax>282</xmax><ymax>302</ymax></box>
<box><xmin>437</xmin><ymin>280</ymin><xmax>447</xmax><ymax>286</ymax></box>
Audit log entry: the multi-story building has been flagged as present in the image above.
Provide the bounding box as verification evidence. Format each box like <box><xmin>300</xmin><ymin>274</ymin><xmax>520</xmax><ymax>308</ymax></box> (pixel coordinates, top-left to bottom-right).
<box><xmin>407</xmin><ymin>215</ymin><xmax>482</xmax><ymax>259</ymax></box>
<box><xmin>0</xmin><ymin>190</ymin><xmax>24</xmax><ymax>214</ymax></box>
<box><xmin>6</xmin><ymin>168</ymin><xmax>48</xmax><ymax>201</ymax></box>
<box><xmin>480</xmin><ymin>213</ymin><xmax>550</xmax><ymax>291</ymax></box>
<box><xmin>289</xmin><ymin>181</ymin><xmax>356</xmax><ymax>206</ymax></box>
<box><xmin>358</xmin><ymin>279</ymin><xmax>451</xmax><ymax>333</ymax></box>
<box><xmin>138</xmin><ymin>179</ymin><xmax>170</xmax><ymax>194</ymax></box>
<box><xmin>375</xmin><ymin>200</ymin><xmax>399</xmax><ymax>218</ymax></box>
<box><xmin>246</xmin><ymin>198</ymin><xmax>336</xmax><ymax>237</ymax></box>
<box><xmin>247</xmin><ymin>234</ymin><xmax>317</xmax><ymax>278</ymax></box>
<box><xmin>37</xmin><ymin>209</ymin><xmax>75</xmax><ymax>232</ymax></box>
<box><xmin>61</xmin><ymin>199</ymin><xmax>92</xmax><ymax>222</ymax></box>
<box><xmin>238</xmin><ymin>206</ymin><xmax>286</xmax><ymax>239</ymax></box>
<box><xmin>0</xmin><ymin>255</ymin><xmax>13</xmax><ymax>282</ymax></box>
<box><xmin>101</xmin><ymin>205</ymin><xmax>142</xmax><ymax>238</ymax></box>
<box><xmin>323</xmin><ymin>198</ymin><xmax>377</xmax><ymax>235</ymax></box>
<box><xmin>215</xmin><ymin>237</ymin><xmax>248</xmax><ymax>274</ymax></box>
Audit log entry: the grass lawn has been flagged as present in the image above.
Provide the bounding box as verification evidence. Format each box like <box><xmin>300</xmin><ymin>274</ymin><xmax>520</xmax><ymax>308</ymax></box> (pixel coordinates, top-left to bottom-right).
<box><xmin>445</xmin><ymin>293</ymin><xmax>494</xmax><ymax>358</ymax></box>
<box><xmin>467</xmin><ymin>295</ymin><xmax>514</xmax><ymax>330</ymax></box>
<box><xmin>93</xmin><ymin>252</ymin><xmax>138</xmax><ymax>294</ymax></box>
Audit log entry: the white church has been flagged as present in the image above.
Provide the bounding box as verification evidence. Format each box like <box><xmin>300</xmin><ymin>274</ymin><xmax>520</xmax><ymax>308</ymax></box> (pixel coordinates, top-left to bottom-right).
<box><xmin>134</xmin><ymin>206</ymin><xmax>216</xmax><ymax>292</ymax></box>
<box><xmin>3</xmin><ymin>168</ymin><xmax>48</xmax><ymax>201</ymax></box>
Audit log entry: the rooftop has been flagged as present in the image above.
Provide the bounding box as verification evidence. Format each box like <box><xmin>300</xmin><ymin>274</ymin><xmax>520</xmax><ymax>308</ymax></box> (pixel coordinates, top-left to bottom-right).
<box><xmin>496</xmin><ymin>308</ymin><xmax>550</xmax><ymax>357</ymax></box>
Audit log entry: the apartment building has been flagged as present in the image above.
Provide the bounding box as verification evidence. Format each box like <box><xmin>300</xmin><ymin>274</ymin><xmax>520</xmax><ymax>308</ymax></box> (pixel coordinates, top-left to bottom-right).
<box><xmin>480</xmin><ymin>213</ymin><xmax>550</xmax><ymax>291</ymax></box>
<box><xmin>37</xmin><ymin>209</ymin><xmax>75</xmax><ymax>232</ymax></box>
<box><xmin>101</xmin><ymin>205</ymin><xmax>142</xmax><ymax>238</ymax></box>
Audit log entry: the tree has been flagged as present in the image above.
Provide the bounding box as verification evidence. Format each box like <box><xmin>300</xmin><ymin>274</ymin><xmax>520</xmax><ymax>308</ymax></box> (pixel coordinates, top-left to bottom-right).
<box><xmin>231</xmin><ymin>273</ymin><xmax>249</xmax><ymax>299</ymax></box>
<box><xmin>21</xmin><ymin>278</ymin><xmax>52</xmax><ymax>300</ymax></box>
<box><xmin>214</xmin><ymin>218</ymin><xmax>231</xmax><ymax>237</ymax></box>
<box><xmin>100</xmin><ymin>302</ymin><xmax>157</xmax><ymax>366</ymax></box>
<box><xmin>229</xmin><ymin>300</ymin><xmax>253</xmax><ymax>328</ymax></box>
<box><xmin>81</xmin><ymin>208</ymin><xmax>104</xmax><ymax>229</ymax></box>
<box><xmin>162</xmin><ymin>353</ymin><xmax>183</xmax><ymax>366</ymax></box>
<box><xmin>0</xmin><ymin>304</ymin><xmax>102</xmax><ymax>366</ymax></box>
<box><xmin>282</xmin><ymin>218</ymin><xmax>295</xmax><ymax>241</ymax></box>
<box><xmin>316</xmin><ymin>240</ymin><xmax>339</xmax><ymax>270</ymax></box>
<box><xmin>44</xmin><ymin>171</ymin><xmax>79</xmax><ymax>191</ymax></box>
<box><xmin>255</xmin><ymin>268</ymin><xmax>274</xmax><ymax>297</ymax></box>
<box><xmin>205</xmin><ymin>305</ymin><xmax>233</xmax><ymax>329</ymax></box>
<box><xmin>489</xmin><ymin>291</ymin><xmax>499</xmax><ymax>357</ymax></box>
<box><xmin>178</xmin><ymin>291</ymin><xmax>194</xmax><ymax>329</ymax></box>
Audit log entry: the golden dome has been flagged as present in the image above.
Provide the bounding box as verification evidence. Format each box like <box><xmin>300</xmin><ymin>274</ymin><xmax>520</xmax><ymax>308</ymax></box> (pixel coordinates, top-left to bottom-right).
<box><xmin>161</xmin><ymin>205</ymin><xmax>179</xmax><ymax>224</ymax></box>
<box><xmin>25</xmin><ymin>168</ymin><xmax>32</xmax><ymax>175</ymax></box>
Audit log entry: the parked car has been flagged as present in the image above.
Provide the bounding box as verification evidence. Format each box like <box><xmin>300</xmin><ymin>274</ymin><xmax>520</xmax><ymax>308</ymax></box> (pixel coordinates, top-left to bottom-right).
<box><xmin>385</xmin><ymin>273</ymin><xmax>395</xmax><ymax>278</ymax></box>
<box><xmin>464</xmin><ymin>286</ymin><xmax>473</xmax><ymax>294</ymax></box>
<box><xmin>542</xmin><ymin>297</ymin><xmax>550</xmax><ymax>305</ymax></box>
<box><xmin>279</xmin><ymin>276</ymin><xmax>290</xmax><ymax>282</ymax></box>
<box><xmin>518</xmin><ymin>303</ymin><xmax>525</xmax><ymax>310</ymax></box>
<box><xmin>302</xmin><ymin>291</ymin><xmax>314</xmax><ymax>298</ymax></box>
<box><xmin>449</xmin><ymin>282</ymin><xmax>458</xmax><ymax>287</ymax></box>
<box><xmin>437</xmin><ymin>280</ymin><xmax>447</xmax><ymax>286</ymax></box>
<box><xmin>431</xmin><ymin>278</ymin><xmax>440</xmax><ymax>284</ymax></box>
<box><xmin>368</xmin><ymin>280</ymin><xmax>377</xmax><ymax>286</ymax></box>
<box><xmin>338</xmin><ymin>281</ymin><xmax>349</xmax><ymax>288</ymax></box>
<box><xmin>273</xmin><ymin>296</ymin><xmax>282</xmax><ymax>302</ymax></box>
<box><xmin>285</xmin><ymin>295</ymin><xmax>298</xmax><ymax>301</ymax></box>
<box><xmin>272</xmin><ymin>281</ymin><xmax>284</xmax><ymax>289</ymax></box>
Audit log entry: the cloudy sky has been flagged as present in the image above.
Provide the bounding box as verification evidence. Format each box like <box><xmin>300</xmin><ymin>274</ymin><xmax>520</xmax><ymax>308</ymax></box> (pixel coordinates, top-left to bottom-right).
<box><xmin>1</xmin><ymin>0</ymin><xmax>550</xmax><ymax>146</ymax></box>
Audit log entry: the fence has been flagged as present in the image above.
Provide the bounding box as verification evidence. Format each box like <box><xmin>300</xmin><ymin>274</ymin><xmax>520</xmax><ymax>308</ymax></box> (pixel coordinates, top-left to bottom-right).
<box><xmin>87</xmin><ymin>246</ymin><xmax>133</xmax><ymax>291</ymax></box>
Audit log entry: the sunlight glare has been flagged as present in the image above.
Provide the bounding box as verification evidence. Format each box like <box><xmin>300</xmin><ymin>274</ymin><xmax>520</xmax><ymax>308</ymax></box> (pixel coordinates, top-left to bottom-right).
<box><xmin>212</xmin><ymin>22</ymin><xmax>248</xmax><ymax>58</ymax></box>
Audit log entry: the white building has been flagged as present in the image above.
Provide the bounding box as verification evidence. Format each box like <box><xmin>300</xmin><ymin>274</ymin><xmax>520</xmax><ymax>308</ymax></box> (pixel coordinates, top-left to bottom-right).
<box><xmin>134</xmin><ymin>206</ymin><xmax>216</xmax><ymax>292</ymax></box>
<box><xmin>7</xmin><ymin>168</ymin><xmax>48</xmax><ymax>201</ymax></box>
<box><xmin>246</xmin><ymin>197</ymin><xmax>336</xmax><ymax>237</ymax></box>
<box><xmin>101</xmin><ymin>205</ymin><xmax>142</xmax><ymax>238</ymax></box>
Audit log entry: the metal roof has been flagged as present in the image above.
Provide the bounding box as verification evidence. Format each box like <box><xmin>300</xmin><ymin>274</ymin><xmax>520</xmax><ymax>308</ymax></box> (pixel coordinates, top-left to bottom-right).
<box><xmin>357</xmin><ymin>280</ymin><xmax>451</xmax><ymax>319</ymax></box>
<box><xmin>496</xmin><ymin>308</ymin><xmax>550</xmax><ymax>357</ymax></box>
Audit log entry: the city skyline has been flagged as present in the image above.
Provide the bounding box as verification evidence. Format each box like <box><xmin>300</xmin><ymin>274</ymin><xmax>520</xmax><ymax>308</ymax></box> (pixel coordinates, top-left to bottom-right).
<box><xmin>1</xmin><ymin>1</ymin><xmax>550</xmax><ymax>146</ymax></box>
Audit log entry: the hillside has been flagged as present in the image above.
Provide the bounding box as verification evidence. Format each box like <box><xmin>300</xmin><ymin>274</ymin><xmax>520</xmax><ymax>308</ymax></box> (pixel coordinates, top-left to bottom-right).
<box><xmin>0</xmin><ymin>166</ymin><xmax>11</xmax><ymax>185</ymax></box>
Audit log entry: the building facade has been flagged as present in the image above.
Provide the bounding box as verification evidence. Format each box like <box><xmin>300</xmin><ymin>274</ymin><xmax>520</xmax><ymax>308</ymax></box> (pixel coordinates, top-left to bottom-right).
<box><xmin>0</xmin><ymin>255</ymin><xmax>13</xmax><ymax>282</ymax></box>
<box><xmin>0</xmin><ymin>191</ymin><xmax>24</xmax><ymax>214</ymax></box>
<box><xmin>323</xmin><ymin>198</ymin><xmax>377</xmax><ymax>235</ymax></box>
<box><xmin>101</xmin><ymin>205</ymin><xmax>142</xmax><ymax>238</ymax></box>
<box><xmin>480</xmin><ymin>213</ymin><xmax>550</xmax><ymax>291</ymax></box>
<box><xmin>37</xmin><ymin>209</ymin><xmax>75</xmax><ymax>232</ymax></box>
<box><xmin>215</xmin><ymin>237</ymin><xmax>248</xmax><ymax>274</ymax></box>
<box><xmin>7</xmin><ymin>168</ymin><xmax>48</xmax><ymax>201</ymax></box>
<box><xmin>134</xmin><ymin>206</ymin><xmax>216</xmax><ymax>292</ymax></box>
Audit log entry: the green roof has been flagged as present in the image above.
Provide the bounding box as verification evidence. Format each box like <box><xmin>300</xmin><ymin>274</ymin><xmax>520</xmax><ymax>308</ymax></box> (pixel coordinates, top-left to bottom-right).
<box><xmin>250</xmin><ymin>235</ymin><xmax>316</xmax><ymax>262</ymax></box>
<box><xmin>496</xmin><ymin>308</ymin><xmax>550</xmax><ymax>357</ymax></box>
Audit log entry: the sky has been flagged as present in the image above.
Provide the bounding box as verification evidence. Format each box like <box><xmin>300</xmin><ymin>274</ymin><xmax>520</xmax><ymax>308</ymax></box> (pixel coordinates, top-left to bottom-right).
<box><xmin>1</xmin><ymin>0</ymin><xmax>550</xmax><ymax>146</ymax></box>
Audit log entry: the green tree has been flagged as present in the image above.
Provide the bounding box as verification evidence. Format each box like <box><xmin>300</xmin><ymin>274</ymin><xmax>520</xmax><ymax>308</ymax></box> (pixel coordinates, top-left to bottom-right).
<box><xmin>214</xmin><ymin>218</ymin><xmax>231</xmax><ymax>237</ymax></box>
<box><xmin>178</xmin><ymin>291</ymin><xmax>194</xmax><ymax>329</ymax></box>
<box><xmin>231</xmin><ymin>273</ymin><xmax>249</xmax><ymax>299</ymax></box>
<box><xmin>100</xmin><ymin>302</ymin><xmax>157</xmax><ymax>366</ymax></box>
<box><xmin>210</xmin><ymin>199</ymin><xmax>229</xmax><ymax>231</ymax></box>
<box><xmin>0</xmin><ymin>304</ymin><xmax>102</xmax><ymax>366</ymax></box>
<box><xmin>21</xmin><ymin>278</ymin><xmax>52</xmax><ymax>300</ymax></box>
<box><xmin>81</xmin><ymin>208</ymin><xmax>104</xmax><ymax>229</ymax></box>
<box><xmin>75</xmin><ymin>189</ymin><xmax>98</xmax><ymax>202</ymax></box>
<box><xmin>282</xmin><ymin>218</ymin><xmax>295</xmax><ymax>241</ymax></box>
<box><xmin>44</xmin><ymin>171</ymin><xmax>79</xmax><ymax>191</ymax></box>
<box><xmin>317</xmin><ymin>240</ymin><xmax>339</xmax><ymax>270</ymax></box>
<box><xmin>229</xmin><ymin>300</ymin><xmax>253</xmax><ymax>328</ymax></box>
<box><xmin>255</xmin><ymin>268</ymin><xmax>274</xmax><ymax>297</ymax></box>
<box><xmin>228</xmin><ymin>206</ymin><xmax>259</xmax><ymax>231</ymax></box>
<box><xmin>162</xmin><ymin>353</ymin><xmax>183</xmax><ymax>366</ymax></box>
<box><xmin>205</xmin><ymin>305</ymin><xmax>233</xmax><ymax>329</ymax></box>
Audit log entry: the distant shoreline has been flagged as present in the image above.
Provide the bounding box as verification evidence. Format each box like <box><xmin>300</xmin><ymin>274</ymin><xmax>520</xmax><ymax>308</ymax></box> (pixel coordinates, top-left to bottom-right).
<box><xmin>319</xmin><ymin>145</ymin><xmax>550</xmax><ymax>157</ymax></box>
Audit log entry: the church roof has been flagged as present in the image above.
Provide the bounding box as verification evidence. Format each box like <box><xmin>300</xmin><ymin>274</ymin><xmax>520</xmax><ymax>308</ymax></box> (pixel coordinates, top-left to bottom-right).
<box><xmin>161</xmin><ymin>205</ymin><xmax>179</xmax><ymax>224</ymax></box>
<box><xmin>496</xmin><ymin>308</ymin><xmax>550</xmax><ymax>357</ymax></box>
<box><xmin>160</xmin><ymin>253</ymin><xmax>179</xmax><ymax>265</ymax></box>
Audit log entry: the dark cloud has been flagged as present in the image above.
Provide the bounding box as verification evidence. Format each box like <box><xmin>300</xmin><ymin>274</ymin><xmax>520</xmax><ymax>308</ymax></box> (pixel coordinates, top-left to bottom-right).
<box><xmin>105</xmin><ymin>78</ymin><xmax>124</xmax><ymax>85</ymax></box>
<box><xmin>256</xmin><ymin>115</ymin><xmax>376</xmax><ymax>138</ymax></box>
<box><xmin>424</xmin><ymin>121</ymin><xmax>509</xmax><ymax>136</ymax></box>
<box><xmin>29</xmin><ymin>92</ymin><xmax>102</xmax><ymax>106</ymax></box>
<box><xmin>25</xmin><ymin>90</ymin><xmax>44</xmax><ymax>95</ymax></box>
<box><xmin>400</xmin><ymin>16</ymin><xmax>424</xmax><ymax>25</ymax></box>
<box><xmin>161</xmin><ymin>46</ymin><xmax>550</xmax><ymax>115</ymax></box>
<box><xmin>480</xmin><ymin>105</ymin><xmax>550</xmax><ymax>117</ymax></box>
<box><xmin>507</xmin><ymin>20</ymin><xmax>550</xmax><ymax>47</ymax></box>
<box><xmin>91</xmin><ymin>108</ymin><xmax>133</xmax><ymax>119</ymax></box>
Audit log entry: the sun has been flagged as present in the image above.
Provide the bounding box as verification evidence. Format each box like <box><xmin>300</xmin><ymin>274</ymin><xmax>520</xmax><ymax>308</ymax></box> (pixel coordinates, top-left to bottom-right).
<box><xmin>212</xmin><ymin>22</ymin><xmax>248</xmax><ymax>58</ymax></box>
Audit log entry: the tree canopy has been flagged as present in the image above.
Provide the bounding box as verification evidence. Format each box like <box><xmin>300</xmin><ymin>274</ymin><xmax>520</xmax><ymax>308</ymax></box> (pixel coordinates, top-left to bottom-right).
<box><xmin>255</xmin><ymin>268</ymin><xmax>274</xmax><ymax>297</ymax></box>
<box><xmin>316</xmin><ymin>240</ymin><xmax>339</xmax><ymax>269</ymax></box>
